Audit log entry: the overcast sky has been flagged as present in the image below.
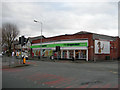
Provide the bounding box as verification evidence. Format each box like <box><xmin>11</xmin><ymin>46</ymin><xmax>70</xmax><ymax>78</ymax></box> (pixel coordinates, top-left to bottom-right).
<box><xmin>1</xmin><ymin>0</ymin><xmax>119</xmax><ymax>38</ymax></box>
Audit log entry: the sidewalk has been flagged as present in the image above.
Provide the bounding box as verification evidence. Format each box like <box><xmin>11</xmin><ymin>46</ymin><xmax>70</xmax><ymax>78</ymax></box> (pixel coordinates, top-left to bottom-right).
<box><xmin>2</xmin><ymin>56</ymin><xmax>30</xmax><ymax>69</ymax></box>
<box><xmin>28</xmin><ymin>57</ymin><xmax>92</xmax><ymax>63</ymax></box>
<box><xmin>28</xmin><ymin>56</ymin><xmax>119</xmax><ymax>63</ymax></box>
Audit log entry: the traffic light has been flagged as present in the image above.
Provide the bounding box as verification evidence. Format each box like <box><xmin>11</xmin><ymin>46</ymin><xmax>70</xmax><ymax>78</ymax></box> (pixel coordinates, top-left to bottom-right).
<box><xmin>19</xmin><ymin>37</ymin><xmax>21</xmax><ymax>44</ymax></box>
<box><xmin>21</xmin><ymin>36</ymin><xmax>24</xmax><ymax>46</ymax></box>
<box><xmin>56</xmin><ymin>46</ymin><xmax>60</xmax><ymax>52</ymax></box>
<box><xmin>19</xmin><ymin>36</ymin><xmax>27</xmax><ymax>46</ymax></box>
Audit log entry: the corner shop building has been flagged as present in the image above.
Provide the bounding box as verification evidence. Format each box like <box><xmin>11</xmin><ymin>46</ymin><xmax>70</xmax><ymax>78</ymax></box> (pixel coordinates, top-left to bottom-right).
<box><xmin>31</xmin><ymin>31</ymin><xmax>120</xmax><ymax>61</ymax></box>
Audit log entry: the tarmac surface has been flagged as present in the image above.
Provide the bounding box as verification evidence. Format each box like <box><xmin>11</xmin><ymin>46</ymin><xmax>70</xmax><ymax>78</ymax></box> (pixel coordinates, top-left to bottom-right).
<box><xmin>1</xmin><ymin>56</ymin><xmax>119</xmax><ymax>89</ymax></box>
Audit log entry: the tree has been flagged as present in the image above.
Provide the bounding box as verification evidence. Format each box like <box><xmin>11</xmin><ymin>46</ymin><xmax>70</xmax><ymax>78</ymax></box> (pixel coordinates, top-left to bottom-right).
<box><xmin>2</xmin><ymin>23</ymin><xmax>19</xmax><ymax>56</ymax></box>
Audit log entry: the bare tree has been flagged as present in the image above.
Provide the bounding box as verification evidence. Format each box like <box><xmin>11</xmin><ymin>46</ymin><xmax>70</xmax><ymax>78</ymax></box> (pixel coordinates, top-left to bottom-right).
<box><xmin>2</xmin><ymin>23</ymin><xmax>19</xmax><ymax>56</ymax></box>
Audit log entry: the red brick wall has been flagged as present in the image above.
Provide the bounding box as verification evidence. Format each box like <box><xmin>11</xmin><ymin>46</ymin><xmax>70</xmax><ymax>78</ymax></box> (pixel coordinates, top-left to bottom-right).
<box><xmin>94</xmin><ymin>39</ymin><xmax>119</xmax><ymax>60</ymax></box>
<box><xmin>110</xmin><ymin>37</ymin><xmax>120</xmax><ymax>60</ymax></box>
<box><xmin>88</xmin><ymin>35</ymin><xmax>94</xmax><ymax>61</ymax></box>
<box><xmin>32</xmin><ymin>34</ymin><xmax>92</xmax><ymax>44</ymax></box>
<box><xmin>32</xmin><ymin>34</ymin><xmax>94</xmax><ymax>61</ymax></box>
<box><xmin>94</xmin><ymin>54</ymin><xmax>110</xmax><ymax>60</ymax></box>
<box><xmin>93</xmin><ymin>37</ymin><xmax>120</xmax><ymax>60</ymax></box>
<box><xmin>118</xmin><ymin>38</ymin><xmax>120</xmax><ymax>59</ymax></box>
<box><xmin>31</xmin><ymin>34</ymin><xmax>120</xmax><ymax>61</ymax></box>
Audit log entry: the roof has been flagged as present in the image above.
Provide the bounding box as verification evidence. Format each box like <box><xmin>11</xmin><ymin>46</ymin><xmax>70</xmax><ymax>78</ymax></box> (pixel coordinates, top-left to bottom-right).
<box><xmin>74</xmin><ymin>31</ymin><xmax>93</xmax><ymax>34</ymax></box>
<box><xmin>28</xmin><ymin>35</ymin><xmax>45</xmax><ymax>42</ymax></box>
<box><xmin>74</xmin><ymin>31</ymin><xmax>117</xmax><ymax>40</ymax></box>
<box><xmin>30</xmin><ymin>31</ymin><xmax>119</xmax><ymax>43</ymax></box>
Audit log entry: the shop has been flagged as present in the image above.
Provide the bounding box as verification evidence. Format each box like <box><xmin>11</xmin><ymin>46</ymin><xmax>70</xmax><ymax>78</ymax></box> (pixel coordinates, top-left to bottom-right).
<box><xmin>30</xmin><ymin>31</ymin><xmax>120</xmax><ymax>61</ymax></box>
<box><xmin>31</xmin><ymin>40</ymin><xmax>88</xmax><ymax>61</ymax></box>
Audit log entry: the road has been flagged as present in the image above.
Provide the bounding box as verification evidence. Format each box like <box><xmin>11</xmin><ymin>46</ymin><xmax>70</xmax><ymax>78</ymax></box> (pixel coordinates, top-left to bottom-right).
<box><xmin>2</xmin><ymin>56</ymin><xmax>119</xmax><ymax>88</ymax></box>
<box><xmin>0</xmin><ymin>56</ymin><xmax>2</xmax><ymax>89</ymax></box>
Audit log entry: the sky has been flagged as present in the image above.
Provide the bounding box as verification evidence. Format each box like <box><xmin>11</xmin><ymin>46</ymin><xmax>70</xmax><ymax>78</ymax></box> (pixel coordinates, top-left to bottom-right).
<box><xmin>1</xmin><ymin>0</ymin><xmax>120</xmax><ymax>38</ymax></box>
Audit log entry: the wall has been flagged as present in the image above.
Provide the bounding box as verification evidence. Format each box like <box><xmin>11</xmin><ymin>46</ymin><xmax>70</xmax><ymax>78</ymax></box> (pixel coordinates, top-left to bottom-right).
<box><xmin>94</xmin><ymin>37</ymin><xmax>119</xmax><ymax>60</ymax></box>
<box><xmin>31</xmin><ymin>34</ymin><xmax>120</xmax><ymax>61</ymax></box>
<box><xmin>118</xmin><ymin>38</ymin><xmax>120</xmax><ymax>59</ymax></box>
<box><xmin>32</xmin><ymin>34</ymin><xmax>94</xmax><ymax>61</ymax></box>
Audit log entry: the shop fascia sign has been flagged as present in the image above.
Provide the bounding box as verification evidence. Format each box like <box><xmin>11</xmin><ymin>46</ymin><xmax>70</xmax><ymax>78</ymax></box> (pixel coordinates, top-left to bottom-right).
<box><xmin>30</xmin><ymin>42</ymin><xmax>88</xmax><ymax>48</ymax></box>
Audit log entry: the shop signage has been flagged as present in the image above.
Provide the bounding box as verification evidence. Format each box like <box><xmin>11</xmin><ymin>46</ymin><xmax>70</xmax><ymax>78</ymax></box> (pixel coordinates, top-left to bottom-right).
<box><xmin>95</xmin><ymin>40</ymin><xmax>110</xmax><ymax>54</ymax></box>
<box><xmin>30</xmin><ymin>42</ymin><xmax>88</xmax><ymax>49</ymax></box>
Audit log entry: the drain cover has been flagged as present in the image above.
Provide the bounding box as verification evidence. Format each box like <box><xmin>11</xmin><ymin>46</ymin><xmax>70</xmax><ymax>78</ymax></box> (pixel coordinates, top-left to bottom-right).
<box><xmin>81</xmin><ymin>80</ymin><xmax>102</xmax><ymax>85</ymax></box>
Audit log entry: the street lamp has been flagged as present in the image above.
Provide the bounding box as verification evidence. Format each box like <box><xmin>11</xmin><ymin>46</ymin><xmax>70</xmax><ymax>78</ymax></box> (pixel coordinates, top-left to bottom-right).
<box><xmin>34</xmin><ymin>20</ymin><xmax>43</xmax><ymax>59</ymax></box>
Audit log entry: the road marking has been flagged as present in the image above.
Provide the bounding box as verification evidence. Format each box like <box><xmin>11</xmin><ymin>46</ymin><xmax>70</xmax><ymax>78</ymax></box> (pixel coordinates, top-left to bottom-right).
<box><xmin>50</xmin><ymin>86</ymin><xmax>54</xmax><ymax>88</ymax></box>
<box><xmin>34</xmin><ymin>65</ymin><xmax>38</xmax><ymax>66</ymax></box>
<box><xmin>42</xmin><ymin>83</ymin><xmax>45</xmax><ymax>86</ymax></box>
<box><xmin>110</xmin><ymin>71</ymin><xmax>118</xmax><ymax>74</ymax></box>
<box><xmin>90</xmin><ymin>84</ymin><xmax>100</xmax><ymax>88</ymax></box>
<box><xmin>101</xmin><ymin>84</ymin><xmax>111</xmax><ymax>88</ymax></box>
<box><xmin>79</xmin><ymin>84</ymin><xmax>89</xmax><ymax>88</ymax></box>
<box><xmin>112</xmin><ymin>72</ymin><xmax>118</xmax><ymax>74</ymax></box>
<box><xmin>66</xmin><ymin>85</ymin><xmax>73</xmax><ymax>88</ymax></box>
<box><xmin>34</xmin><ymin>81</ymin><xmax>37</xmax><ymax>84</ymax></box>
<box><xmin>55</xmin><ymin>78</ymin><xmax>75</xmax><ymax>88</ymax></box>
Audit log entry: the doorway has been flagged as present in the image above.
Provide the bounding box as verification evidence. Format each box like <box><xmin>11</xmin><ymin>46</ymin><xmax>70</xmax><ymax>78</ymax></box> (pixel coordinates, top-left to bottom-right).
<box><xmin>75</xmin><ymin>50</ymin><xmax>86</xmax><ymax>60</ymax></box>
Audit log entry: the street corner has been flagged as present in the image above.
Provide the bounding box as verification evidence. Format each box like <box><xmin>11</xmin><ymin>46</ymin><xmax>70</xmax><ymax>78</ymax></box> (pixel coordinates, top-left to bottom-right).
<box><xmin>14</xmin><ymin>63</ymin><xmax>30</xmax><ymax>68</ymax></box>
<box><xmin>2</xmin><ymin>63</ymin><xmax>30</xmax><ymax>69</ymax></box>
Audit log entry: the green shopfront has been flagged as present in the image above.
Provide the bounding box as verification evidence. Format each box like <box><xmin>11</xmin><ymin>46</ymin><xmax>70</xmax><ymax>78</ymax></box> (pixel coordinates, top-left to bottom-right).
<box><xmin>30</xmin><ymin>40</ymin><xmax>88</xmax><ymax>61</ymax></box>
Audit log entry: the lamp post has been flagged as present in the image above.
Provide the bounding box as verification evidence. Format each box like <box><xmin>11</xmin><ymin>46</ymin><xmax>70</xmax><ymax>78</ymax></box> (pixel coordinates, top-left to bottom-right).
<box><xmin>34</xmin><ymin>20</ymin><xmax>43</xmax><ymax>59</ymax></box>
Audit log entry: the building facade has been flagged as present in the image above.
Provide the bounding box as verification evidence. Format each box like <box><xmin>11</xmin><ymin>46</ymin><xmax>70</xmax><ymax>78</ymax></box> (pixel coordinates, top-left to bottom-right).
<box><xmin>31</xmin><ymin>31</ymin><xmax>120</xmax><ymax>61</ymax></box>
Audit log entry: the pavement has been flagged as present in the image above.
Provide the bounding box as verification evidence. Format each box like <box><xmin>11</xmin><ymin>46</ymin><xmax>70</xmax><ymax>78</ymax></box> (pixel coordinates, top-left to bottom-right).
<box><xmin>2</xmin><ymin>56</ymin><xmax>30</xmax><ymax>69</ymax></box>
<box><xmin>28</xmin><ymin>56</ymin><xmax>119</xmax><ymax>63</ymax></box>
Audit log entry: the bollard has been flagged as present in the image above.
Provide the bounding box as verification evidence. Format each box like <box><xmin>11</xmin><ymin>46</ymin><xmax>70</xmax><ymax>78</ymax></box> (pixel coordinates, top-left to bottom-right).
<box><xmin>23</xmin><ymin>57</ymin><xmax>26</xmax><ymax>64</ymax></box>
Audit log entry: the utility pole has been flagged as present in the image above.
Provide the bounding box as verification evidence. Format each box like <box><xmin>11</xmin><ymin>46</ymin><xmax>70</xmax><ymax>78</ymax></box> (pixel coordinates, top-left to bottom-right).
<box><xmin>34</xmin><ymin>20</ymin><xmax>43</xmax><ymax>60</ymax></box>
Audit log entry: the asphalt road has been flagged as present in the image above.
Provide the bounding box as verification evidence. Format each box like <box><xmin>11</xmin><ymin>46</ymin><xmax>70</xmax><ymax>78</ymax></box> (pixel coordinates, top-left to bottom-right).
<box><xmin>0</xmin><ymin>56</ymin><xmax>2</xmax><ymax>89</ymax></box>
<box><xmin>2</xmin><ymin>56</ymin><xmax>119</xmax><ymax>88</ymax></box>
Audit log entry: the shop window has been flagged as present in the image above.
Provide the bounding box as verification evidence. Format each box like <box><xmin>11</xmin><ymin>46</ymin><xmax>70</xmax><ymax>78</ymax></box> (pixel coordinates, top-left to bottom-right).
<box><xmin>63</xmin><ymin>50</ymin><xmax>67</xmax><ymax>58</ymax></box>
<box><xmin>69</xmin><ymin>50</ymin><xmax>74</xmax><ymax>59</ymax></box>
<box><xmin>36</xmin><ymin>50</ymin><xmax>38</xmax><ymax>56</ymax></box>
<box><xmin>75</xmin><ymin>50</ymin><xmax>86</xmax><ymax>59</ymax></box>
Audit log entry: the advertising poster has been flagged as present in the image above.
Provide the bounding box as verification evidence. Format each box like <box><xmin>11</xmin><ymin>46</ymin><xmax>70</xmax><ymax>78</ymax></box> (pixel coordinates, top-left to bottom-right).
<box><xmin>95</xmin><ymin>40</ymin><xmax>110</xmax><ymax>54</ymax></box>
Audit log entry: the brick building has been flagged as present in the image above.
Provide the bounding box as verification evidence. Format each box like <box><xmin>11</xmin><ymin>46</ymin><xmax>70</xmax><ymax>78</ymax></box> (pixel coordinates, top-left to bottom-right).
<box><xmin>31</xmin><ymin>31</ymin><xmax>120</xmax><ymax>61</ymax></box>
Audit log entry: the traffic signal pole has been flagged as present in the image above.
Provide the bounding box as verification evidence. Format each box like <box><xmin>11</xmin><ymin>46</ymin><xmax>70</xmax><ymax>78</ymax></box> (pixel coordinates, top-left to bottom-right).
<box><xmin>19</xmin><ymin>36</ymin><xmax>26</xmax><ymax>64</ymax></box>
<box><xmin>21</xmin><ymin>37</ymin><xmax>22</xmax><ymax>64</ymax></box>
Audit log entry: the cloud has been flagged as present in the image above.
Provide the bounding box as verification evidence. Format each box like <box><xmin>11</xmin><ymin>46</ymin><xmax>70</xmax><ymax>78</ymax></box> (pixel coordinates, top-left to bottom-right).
<box><xmin>2</xmin><ymin>2</ymin><xmax>118</xmax><ymax>38</ymax></box>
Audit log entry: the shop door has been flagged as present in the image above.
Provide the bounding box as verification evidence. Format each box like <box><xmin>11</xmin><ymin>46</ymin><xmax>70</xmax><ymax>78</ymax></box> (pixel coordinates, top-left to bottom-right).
<box><xmin>69</xmin><ymin>50</ymin><xmax>74</xmax><ymax>59</ymax></box>
<box><xmin>75</xmin><ymin>50</ymin><xmax>86</xmax><ymax>60</ymax></box>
